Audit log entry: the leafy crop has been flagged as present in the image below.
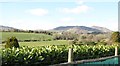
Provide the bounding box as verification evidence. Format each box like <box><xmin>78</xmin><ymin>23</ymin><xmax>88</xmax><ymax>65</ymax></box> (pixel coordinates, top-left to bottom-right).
<box><xmin>1</xmin><ymin>45</ymin><xmax>118</xmax><ymax>65</ymax></box>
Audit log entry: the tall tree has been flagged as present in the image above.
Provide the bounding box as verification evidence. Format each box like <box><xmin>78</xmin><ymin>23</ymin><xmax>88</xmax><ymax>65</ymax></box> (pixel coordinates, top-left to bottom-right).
<box><xmin>110</xmin><ymin>31</ymin><xmax>120</xmax><ymax>56</ymax></box>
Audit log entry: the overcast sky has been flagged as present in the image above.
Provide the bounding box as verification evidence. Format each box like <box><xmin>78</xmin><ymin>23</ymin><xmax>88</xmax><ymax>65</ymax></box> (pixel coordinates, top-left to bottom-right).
<box><xmin>0</xmin><ymin>0</ymin><xmax>119</xmax><ymax>31</ymax></box>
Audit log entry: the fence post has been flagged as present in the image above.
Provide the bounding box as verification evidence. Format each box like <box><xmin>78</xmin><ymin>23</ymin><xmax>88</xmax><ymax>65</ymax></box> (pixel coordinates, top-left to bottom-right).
<box><xmin>68</xmin><ymin>41</ymin><xmax>73</xmax><ymax>63</ymax></box>
<box><xmin>115</xmin><ymin>46</ymin><xmax>118</xmax><ymax>56</ymax></box>
<box><xmin>68</xmin><ymin>48</ymin><xmax>73</xmax><ymax>63</ymax></box>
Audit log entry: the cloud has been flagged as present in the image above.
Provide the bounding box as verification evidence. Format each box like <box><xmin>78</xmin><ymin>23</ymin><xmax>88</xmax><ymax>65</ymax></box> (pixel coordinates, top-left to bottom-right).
<box><xmin>59</xmin><ymin>5</ymin><xmax>92</xmax><ymax>14</ymax></box>
<box><xmin>25</xmin><ymin>8</ymin><xmax>48</xmax><ymax>16</ymax></box>
<box><xmin>75</xmin><ymin>0</ymin><xmax>84</xmax><ymax>5</ymax></box>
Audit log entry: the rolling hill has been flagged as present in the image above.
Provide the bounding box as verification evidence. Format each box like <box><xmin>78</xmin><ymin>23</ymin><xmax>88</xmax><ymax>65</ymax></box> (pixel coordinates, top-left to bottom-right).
<box><xmin>91</xmin><ymin>26</ymin><xmax>112</xmax><ymax>33</ymax></box>
<box><xmin>0</xmin><ymin>25</ymin><xmax>112</xmax><ymax>33</ymax></box>
<box><xmin>53</xmin><ymin>26</ymin><xmax>112</xmax><ymax>33</ymax></box>
<box><xmin>0</xmin><ymin>25</ymin><xmax>19</xmax><ymax>31</ymax></box>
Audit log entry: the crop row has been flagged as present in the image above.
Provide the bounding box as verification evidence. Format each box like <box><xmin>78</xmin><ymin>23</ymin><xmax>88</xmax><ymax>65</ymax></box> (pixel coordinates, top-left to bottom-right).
<box><xmin>1</xmin><ymin>45</ymin><xmax>119</xmax><ymax>65</ymax></box>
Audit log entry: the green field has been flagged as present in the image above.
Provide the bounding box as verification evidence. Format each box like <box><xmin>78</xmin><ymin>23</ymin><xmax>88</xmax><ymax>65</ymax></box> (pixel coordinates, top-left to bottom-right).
<box><xmin>19</xmin><ymin>40</ymin><xmax>69</xmax><ymax>47</ymax></box>
<box><xmin>1</xmin><ymin>32</ymin><xmax>53</xmax><ymax>41</ymax></box>
<box><xmin>1</xmin><ymin>40</ymin><xmax>69</xmax><ymax>48</ymax></box>
<box><xmin>1</xmin><ymin>32</ymin><xmax>69</xmax><ymax>47</ymax></box>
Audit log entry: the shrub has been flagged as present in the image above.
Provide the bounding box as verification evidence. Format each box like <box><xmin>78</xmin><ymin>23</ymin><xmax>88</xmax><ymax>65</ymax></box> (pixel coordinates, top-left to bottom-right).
<box><xmin>5</xmin><ymin>36</ymin><xmax>19</xmax><ymax>48</ymax></box>
<box><xmin>2</xmin><ymin>45</ymin><xmax>116</xmax><ymax>65</ymax></box>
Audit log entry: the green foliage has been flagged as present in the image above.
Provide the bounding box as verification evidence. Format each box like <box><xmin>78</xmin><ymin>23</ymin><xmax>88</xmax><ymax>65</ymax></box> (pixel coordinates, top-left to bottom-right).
<box><xmin>53</xmin><ymin>32</ymin><xmax>78</xmax><ymax>40</ymax></box>
<box><xmin>2</xmin><ymin>47</ymin><xmax>44</xmax><ymax>65</ymax></box>
<box><xmin>110</xmin><ymin>31</ymin><xmax>120</xmax><ymax>44</ymax></box>
<box><xmin>2</xmin><ymin>45</ymin><xmax>116</xmax><ymax>65</ymax></box>
<box><xmin>2</xmin><ymin>45</ymin><xmax>68</xmax><ymax>65</ymax></box>
<box><xmin>73</xmin><ymin>45</ymin><xmax>115</xmax><ymax>60</ymax></box>
<box><xmin>5</xmin><ymin>36</ymin><xmax>19</xmax><ymax>48</ymax></box>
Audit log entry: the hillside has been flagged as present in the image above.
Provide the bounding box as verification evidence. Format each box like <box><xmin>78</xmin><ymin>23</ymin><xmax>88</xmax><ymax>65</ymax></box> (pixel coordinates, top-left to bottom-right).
<box><xmin>53</xmin><ymin>26</ymin><xmax>112</xmax><ymax>33</ymax></box>
<box><xmin>0</xmin><ymin>25</ymin><xmax>112</xmax><ymax>33</ymax></box>
<box><xmin>91</xmin><ymin>26</ymin><xmax>112</xmax><ymax>32</ymax></box>
<box><xmin>0</xmin><ymin>25</ymin><xmax>19</xmax><ymax>31</ymax></box>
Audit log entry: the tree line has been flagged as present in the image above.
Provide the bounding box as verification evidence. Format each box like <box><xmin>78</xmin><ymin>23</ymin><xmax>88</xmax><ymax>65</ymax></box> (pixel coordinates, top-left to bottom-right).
<box><xmin>1</xmin><ymin>29</ymin><xmax>56</xmax><ymax>36</ymax></box>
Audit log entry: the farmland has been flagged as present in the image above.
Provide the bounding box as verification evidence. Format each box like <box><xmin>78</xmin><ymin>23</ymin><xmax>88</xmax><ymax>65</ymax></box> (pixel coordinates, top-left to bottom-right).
<box><xmin>0</xmin><ymin>40</ymin><xmax>68</xmax><ymax>48</ymax></box>
<box><xmin>1</xmin><ymin>31</ymin><xmax>120</xmax><ymax>65</ymax></box>
<box><xmin>1</xmin><ymin>32</ymin><xmax>69</xmax><ymax>48</ymax></box>
<box><xmin>19</xmin><ymin>40</ymin><xmax>68</xmax><ymax>47</ymax></box>
<box><xmin>1</xmin><ymin>45</ymin><xmax>117</xmax><ymax>65</ymax></box>
<box><xmin>1</xmin><ymin>32</ymin><xmax>53</xmax><ymax>41</ymax></box>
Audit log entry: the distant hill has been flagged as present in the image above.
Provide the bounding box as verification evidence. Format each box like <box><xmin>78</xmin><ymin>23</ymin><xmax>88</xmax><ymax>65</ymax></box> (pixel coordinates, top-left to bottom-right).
<box><xmin>91</xmin><ymin>26</ymin><xmax>112</xmax><ymax>33</ymax></box>
<box><xmin>0</xmin><ymin>25</ymin><xmax>112</xmax><ymax>34</ymax></box>
<box><xmin>0</xmin><ymin>25</ymin><xmax>19</xmax><ymax>31</ymax></box>
<box><xmin>53</xmin><ymin>26</ymin><xmax>112</xmax><ymax>34</ymax></box>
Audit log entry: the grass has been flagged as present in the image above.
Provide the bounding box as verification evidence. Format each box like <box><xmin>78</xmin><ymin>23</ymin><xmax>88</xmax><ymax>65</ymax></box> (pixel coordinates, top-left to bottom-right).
<box><xmin>1</xmin><ymin>32</ymin><xmax>53</xmax><ymax>41</ymax></box>
<box><xmin>1</xmin><ymin>32</ymin><xmax>69</xmax><ymax>47</ymax></box>
<box><xmin>19</xmin><ymin>40</ymin><xmax>69</xmax><ymax>47</ymax></box>
<box><xmin>0</xmin><ymin>40</ymin><xmax>69</xmax><ymax>47</ymax></box>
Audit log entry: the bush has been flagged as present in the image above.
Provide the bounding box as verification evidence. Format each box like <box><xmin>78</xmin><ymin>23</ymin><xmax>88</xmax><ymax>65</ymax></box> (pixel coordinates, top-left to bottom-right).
<box><xmin>5</xmin><ymin>36</ymin><xmax>19</xmax><ymax>48</ymax></box>
<box><xmin>2</xmin><ymin>45</ymin><xmax>116</xmax><ymax>65</ymax></box>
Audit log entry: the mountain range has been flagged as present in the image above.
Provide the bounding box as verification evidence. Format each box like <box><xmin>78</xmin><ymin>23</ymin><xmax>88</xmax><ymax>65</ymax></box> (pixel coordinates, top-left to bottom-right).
<box><xmin>0</xmin><ymin>25</ymin><xmax>112</xmax><ymax>33</ymax></box>
<box><xmin>53</xmin><ymin>26</ymin><xmax>112</xmax><ymax>33</ymax></box>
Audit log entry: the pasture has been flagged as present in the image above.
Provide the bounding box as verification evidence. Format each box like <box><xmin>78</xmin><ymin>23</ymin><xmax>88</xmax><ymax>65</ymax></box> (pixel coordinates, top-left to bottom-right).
<box><xmin>1</xmin><ymin>32</ymin><xmax>53</xmax><ymax>41</ymax></box>
<box><xmin>1</xmin><ymin>32</ymin><xmax>69</xmax><ymax>48</ymax></box>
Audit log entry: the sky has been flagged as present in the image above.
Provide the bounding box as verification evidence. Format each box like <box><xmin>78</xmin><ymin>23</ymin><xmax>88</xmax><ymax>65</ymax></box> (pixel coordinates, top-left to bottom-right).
<box><xmin>0</xmin><ymin>0</ymin><xmax>119</xmax><ymax>31</ymax></box>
